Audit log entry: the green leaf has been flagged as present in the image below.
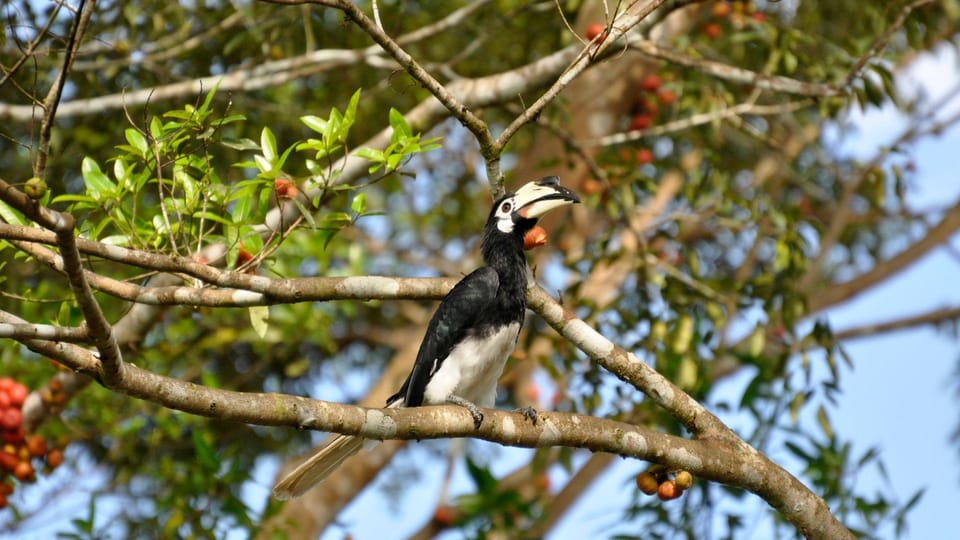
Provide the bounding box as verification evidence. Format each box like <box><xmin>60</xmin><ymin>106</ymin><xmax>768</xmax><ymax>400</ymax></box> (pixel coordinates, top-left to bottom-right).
<box><xmin>81</xmin><ymin>157</ymin><xmax>118</xmax><ymax>200</ymax></box>
<box><xmin>199</xmin><ymin>78</ymin><xmax>222</xmax><ymax>115</ymax></box>
<box><xmin>192</xmin><ymin>430</ymin><xmax>220</xmax><ymax>473</ymax></box>
<box><xmin>221</xmin><ymin>137</ymin><xmax>260</xmax><ymax>151</ymax></box>
<box><xmin>355</xmin><ymin>147</ymin><xmax>384</xmax><ymax>162</ymax></box>
<box><xmin>389</xmin><ymin>108</ymin><xmax>412</xmax><ymax>138</ymax></box>
<box><xmin>816</xmin><ymin>405</ymin><xmax>834</xmax><ymax>439</ymax></box>
<box><xmin>231</xmin><ymin>195</ymin><xmax>251</xmax><ymax>223</ymax></box>
<box><xmin>0</xmin><ymin>200</ymin><xmax>27</xmax><ymax>226</ymax></box>
<box><xmin>301</xmin><ymin>115</ymin><xmax>328</xmax><ymax>134</ymax></box>
<box><xmin>351</xmin><ymin>193</ymin><xmax>366</xmax><ymax>215</ymax></box>
<box><xmin>124</xmin><ymin>128</ymin><xmax>149</xmax><ymax>156</ymax></box>
<box><xmin>342</xmin><ymin>88</ymin><xmax>361</xmax><ymax>132</ymax></box>
<box><xmin>260</xmin><ymin>127</ymin><xmax>277</xmax><ymax>162</ymax></box>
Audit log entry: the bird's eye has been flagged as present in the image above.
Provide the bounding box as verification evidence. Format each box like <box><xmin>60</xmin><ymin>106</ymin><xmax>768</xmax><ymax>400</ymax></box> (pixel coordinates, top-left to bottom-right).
<box><xmin>500</xmin><ymin>202</ymin><xmax>512</xmax><ymax>213</ymax></box>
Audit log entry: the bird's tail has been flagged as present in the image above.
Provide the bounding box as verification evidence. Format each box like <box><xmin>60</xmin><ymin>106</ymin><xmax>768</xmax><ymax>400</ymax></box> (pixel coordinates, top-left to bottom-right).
<box><xmin>272</xmin><ymin>434</ymin><xmax>364</xmax><ymax>499</ymax></box>
<box><xmin>272</xmin><ymin>397</ymin><xmax>404</xmax><ymax>499</ymax></box>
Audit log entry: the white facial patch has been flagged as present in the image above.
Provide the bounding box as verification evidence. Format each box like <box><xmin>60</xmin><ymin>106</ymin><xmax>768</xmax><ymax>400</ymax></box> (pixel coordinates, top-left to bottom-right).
<box><xmin>494</xmin><ymin>198</ymin><xmax>515</xmax><ymax>233</ymax></box>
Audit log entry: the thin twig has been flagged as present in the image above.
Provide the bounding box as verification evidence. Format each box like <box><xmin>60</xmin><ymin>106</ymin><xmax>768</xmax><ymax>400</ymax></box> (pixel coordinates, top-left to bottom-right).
<box><xmin>35</xmin><ymin>0</ymin><xmax>94</xmax><ymax>177</ymax></box>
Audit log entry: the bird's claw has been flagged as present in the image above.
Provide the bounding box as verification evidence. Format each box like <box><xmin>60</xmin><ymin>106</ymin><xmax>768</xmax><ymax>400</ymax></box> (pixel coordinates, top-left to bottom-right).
<box><xmin>516</xmin><ymin>406</ymin><xmax>539</xmax><ymax>425</ymax></box>
<box><xmin>448</xmin><ymin>396</ymin><xmax>484</xmax><ymax>429</ymax></box>
<box><xmin>469</xmin><ymin>409</ymin><xmax>484</xmax><ymax>429</ymax></box>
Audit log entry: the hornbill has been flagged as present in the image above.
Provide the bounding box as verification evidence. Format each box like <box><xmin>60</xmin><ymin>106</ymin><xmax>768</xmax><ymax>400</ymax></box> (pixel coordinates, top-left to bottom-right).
<box><xmin>273</xmin><ymin>177</ymin><xmax>579</xmax><ymax>499</ymax></box>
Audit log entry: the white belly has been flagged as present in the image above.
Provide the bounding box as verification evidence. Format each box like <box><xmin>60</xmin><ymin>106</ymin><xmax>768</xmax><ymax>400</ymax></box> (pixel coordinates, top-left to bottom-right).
<box><xmin>422</xmin><ymin>322</ymin><xmax>521</xmax><ymax>408</ymax></box>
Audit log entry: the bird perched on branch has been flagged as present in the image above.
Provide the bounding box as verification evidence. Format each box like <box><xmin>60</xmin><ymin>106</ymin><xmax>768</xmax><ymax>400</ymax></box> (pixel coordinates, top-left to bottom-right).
<box><xmin>273</xmin><ymin>176</ymin><xmax>580</xmax><ymax>499</ymax></box>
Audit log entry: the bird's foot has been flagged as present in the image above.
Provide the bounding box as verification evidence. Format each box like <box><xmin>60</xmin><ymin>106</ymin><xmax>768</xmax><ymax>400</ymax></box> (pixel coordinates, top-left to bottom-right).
<box><xmin>515</xmin><ymin>406</ymin><xmax>539</xmax><ymax>425</ymax></box>
<box><xmin>447</xmin><ymin>396</ymin><xmax>484</xmax><ymax>429</ymax></box>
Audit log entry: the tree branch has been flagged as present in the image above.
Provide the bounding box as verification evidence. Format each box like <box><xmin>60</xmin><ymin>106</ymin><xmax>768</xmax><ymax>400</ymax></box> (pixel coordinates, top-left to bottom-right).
<box><xmin>526</xmin><ymin>285</ymin><xmax>852</xmax><ymax>539</ymax></box>
<box><xmin>809</xmin><ymin>198</ymin><xmax>960</xmax><ymax>312</ymax></box>
<box><xmin>630</xmin><ymin>39</ymin><xmax>842</xmax><ymax>97</ymax></box>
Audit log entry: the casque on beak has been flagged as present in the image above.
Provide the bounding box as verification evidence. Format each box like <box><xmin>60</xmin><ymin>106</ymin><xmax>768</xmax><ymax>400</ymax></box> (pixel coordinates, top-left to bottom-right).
<box><xmin>513</xmin><ymin>176</ymin><xmax>581</xmax><ymax>220</ymax></box>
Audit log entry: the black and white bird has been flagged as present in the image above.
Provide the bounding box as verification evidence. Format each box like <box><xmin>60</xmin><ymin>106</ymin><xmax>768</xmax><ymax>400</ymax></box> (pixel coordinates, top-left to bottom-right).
<box><xmin>273</xmin><ymin>177</ymin><xmax>579</xmax><ymax>499</ymax></box>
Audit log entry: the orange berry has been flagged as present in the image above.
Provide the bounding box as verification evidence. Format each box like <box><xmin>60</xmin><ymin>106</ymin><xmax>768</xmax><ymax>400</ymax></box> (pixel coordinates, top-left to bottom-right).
<box><xmin>657</xmin><ymin>89</ymin><xmax>677</xmax><ymax>106</ymax></box>
<box><xmin>636</xmin><ymin>472</ymin><xmax>659</xmax><ymax>495</ymax></box>
<box><xmin>658</xmin><ymin>479</ymin><xmax>680</xmax><ymax>500</ymax></box>
<box><xmin>433</xmin><ymin>505</ymin><xmax>456</xmax><ymax>526</ymax></box>
<box><xmin>712</xmin><ymin>2</ymin><xmax>732</xmax><ymax>18</ymax></box>
<box><xmin>26</xmin><ymin>435</ymin><xmax>47</xmax><ymax>458</ymax></box>
<box><xmin>534</xmin><ymin>472</ymin><xmax>551</xmax><ymax>492</ymax></box>
<box><xmin>13</xmin><ymin>460</ymin><xmax>33</xmax><ymax>482</ymax></box>
<box><xmin>704</xmin><ymin>23</ymin><xmax>722</xmax><ymax>38</ymax></box>
<box><xmin>46</xmin><ymin>448</ymin><xmax>64</xmax><ymax>469</ymax></box>
<box><xmin>580</xmin><ymin>178</ymin><xmax>605</xmax><ymax>195</ymax></box>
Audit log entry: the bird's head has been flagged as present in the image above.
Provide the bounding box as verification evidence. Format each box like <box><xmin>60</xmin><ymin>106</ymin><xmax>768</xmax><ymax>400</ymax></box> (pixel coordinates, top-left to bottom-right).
<box><xmin>485</xmin><ymin>176</ymin><xmax>580</xmax><ymax>250</ymax></box>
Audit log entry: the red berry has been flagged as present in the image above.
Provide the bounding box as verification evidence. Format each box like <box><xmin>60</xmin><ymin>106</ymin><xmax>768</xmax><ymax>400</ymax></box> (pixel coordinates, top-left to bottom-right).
<box><xmin>2</xmin><ymin>427</ymin><xmax>24</xmax><ymax>445</ymax></box>
<box><xmin>636</xmin><ymin>148</ymin><xmax>654</xmax><ymax>165</ymax></box>
<box><xmin>641</xmin><ymin>74</ymin><xmax>662</xmax><ymax>93</ymax></box>
<box><xmin>236</xmin><ymin>248</ymin><xmax>254</xmax><ymax>265</ymax></box>
<box><xmin>0</xmin><ymin>408</ymin><xmax>22</xmax><ymax>431</ymax></box>
<box><xmin>0</xmin><ymin>482</ymin><xmax>12</xmax><ymax>496</ymax></box>
<box><xmin>274</xmin><ymin>178</ymin><xmax>298</xmax><ymax>199</ymax></box>
<box><xmin>0</xmin><ymin>378</ymin><xmax>13</xmax><ymax>391</ymax></box>
<box><xmin>0</xmin><ymin>393</ymin><xmax>9</xmax><ymax>409</ymax></box>
<box><xmin>704</xmin><ymin>23</ymin><xmax>722</xmax><ymax>38</ymax></box>
<box><xmin>585</xmin><ymin>22</ymin><xmax>606</xmax><ymax>41</ymax></box>
<box><xmin>628</xmin><ymin>114</ymin><xmax>653</xmax><ymax>131</ymax></box>
<box><xmin>0</xmin><ymin>452</ymin><xmax>16</xmax><ymax>473</ymax></box>
<box><xmin>0</xmin><ymin>492</ymin><xmax>6</xmax><ymax>509</ymax></box>
<box><xmin>750</xmin><ymin>12</ymin><xmax>766</xmax><ymax>23</ymax></box>
<box><xmin>7</xmin><ymin>383</ymin><xmax>27</xmax><ymax>408</ymax></box>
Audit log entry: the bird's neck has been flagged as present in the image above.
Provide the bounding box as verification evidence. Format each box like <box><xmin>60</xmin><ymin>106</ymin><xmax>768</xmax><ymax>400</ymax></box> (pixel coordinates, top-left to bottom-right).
<box><xmin>481</xmin><ymin>233</ymin><xmax>528</xmax><ymax>305</ymax></box>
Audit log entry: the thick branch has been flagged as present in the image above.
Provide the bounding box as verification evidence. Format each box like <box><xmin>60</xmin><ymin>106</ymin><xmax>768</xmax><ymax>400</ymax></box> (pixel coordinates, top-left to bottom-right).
<box><xmin>11</xmin><ymin>330</ymin><xmax>846</xmax><ymax>540</ymax></box>
<box><xmin>526</xmin><ymin>285</ymin><xmax>852</xmax><ymax>539</ymax></box>
<box><xmin>809</xmin><ymin>199</ymin><xmax>960</xmax><ymax>311</ymax></box>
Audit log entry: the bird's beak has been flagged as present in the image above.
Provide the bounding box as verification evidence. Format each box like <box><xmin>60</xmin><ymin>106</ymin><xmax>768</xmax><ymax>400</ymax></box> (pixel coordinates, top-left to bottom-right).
<box><xmin>513</xmin><ymin>176</ymin><xmax>580</xmax><ymax>219</ymax></box>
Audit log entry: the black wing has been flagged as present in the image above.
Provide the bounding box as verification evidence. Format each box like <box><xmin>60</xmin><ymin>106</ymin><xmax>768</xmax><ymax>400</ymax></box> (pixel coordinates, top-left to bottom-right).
<box><xmin>388</xmin><ymin>266</ymin><xmax>499</xmax><ymax>407</ymax></box>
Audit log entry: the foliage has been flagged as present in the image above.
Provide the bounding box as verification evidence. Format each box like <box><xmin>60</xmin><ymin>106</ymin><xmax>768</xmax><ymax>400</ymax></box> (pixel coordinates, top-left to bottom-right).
<box><xmin>1</xmin><ymin>1</ymin><xmax>958</xmax><ymax>539</ymax></box>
